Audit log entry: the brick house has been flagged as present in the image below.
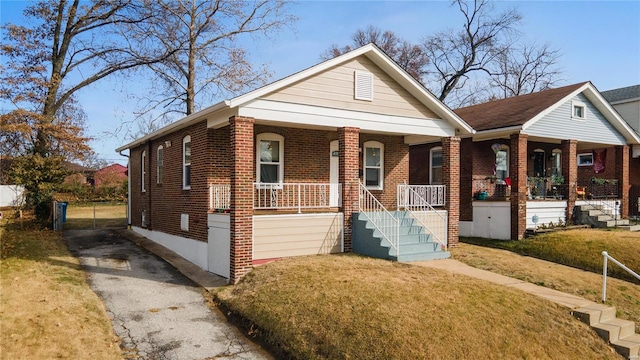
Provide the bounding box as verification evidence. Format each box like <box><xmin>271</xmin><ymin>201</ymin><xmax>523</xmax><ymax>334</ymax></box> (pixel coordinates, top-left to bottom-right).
<box><xmin>94</xmin><ymin>163</ymin><xmax>128</xmax><ymax>187</ymax></box>
<box><xmin>411</xmin><ymin>82</ymin><xmax>640</xmax><ymax>240</ymax></box>
<box><xmin>602</xmin><ymin>85</ymin><xmax>640</xmax><ymax>218</ymax></box>
<box><xmin>116</xmin><ymin>44</ymin><xmax>473</xmax><ymax>283</ymax></box>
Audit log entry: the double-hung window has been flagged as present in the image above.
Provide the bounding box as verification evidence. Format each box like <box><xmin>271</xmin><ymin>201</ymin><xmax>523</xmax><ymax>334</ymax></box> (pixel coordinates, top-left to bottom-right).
<box><xmin>363</xmin><ymin>141</ymin><xmax>384</xmax><ymax>190</ymax></box>
<box><xmin>157</xmin><ymin>145</ymin><xmax>164</xmax><ymax>184</ymax></box>
<box><xmin>183</xmin><ymin>136</ymin><xmax>191</xmax><ymax>189</ymax></box>
<box><xmin>257</xmin><ymin>133</ymin><xmax>284</xmax><ymax>185</ymax></box>
<box><xmin>141</xmin><ymin>150</ymin><xmax>146</xmax><ymax>192</ymax></box>
<box><xmin>430</xmin><ymin>147</ymin><xmax>443</xmax><ymax>185</ymax></box>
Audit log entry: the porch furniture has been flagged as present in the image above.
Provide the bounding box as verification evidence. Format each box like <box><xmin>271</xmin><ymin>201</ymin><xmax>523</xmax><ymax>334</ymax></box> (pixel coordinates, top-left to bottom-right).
<box><xmin>576</xmin><ymin>186</ymin><xmax>586</xmax><ymax>200</ymax></box>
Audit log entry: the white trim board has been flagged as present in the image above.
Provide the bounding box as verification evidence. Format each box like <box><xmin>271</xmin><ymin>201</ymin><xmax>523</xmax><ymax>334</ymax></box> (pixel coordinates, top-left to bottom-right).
<box><xmin>131</xmin><ymin>226</ymin><xmax>208</xmax><ymax>271</ymax></box>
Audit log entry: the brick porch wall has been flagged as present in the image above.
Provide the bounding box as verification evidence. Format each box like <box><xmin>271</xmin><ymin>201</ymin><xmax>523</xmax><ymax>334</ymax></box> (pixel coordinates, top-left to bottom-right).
<box><xmin>230</xmin><ymin>116</ymin><xmax>255</xmax><ymax>284</ymax></box>
<box><xmin>460</xmin><ymin>138</ymin><xmax>473</xmax><ymax>221</ymax></box>
<box><xmin>442</xmin><ymin>137</ymin><xmax>460</xmax><ymax>246</ymax></box>
<box><xmin>510</xmin><ymin>134</ymin><xmax>528</xmax><ymax>240</ymax></box>
<box><xmin>562</xmin><ymin>139</ymin><xmax>578</xmax><ymax>223</ymax></box>
<box><xmin>615</xmin><ymin>145</ymin><xmax>630</xmax><ymax>218</ymax></box>
<box><xmin>339</xmin><ymin>127</ymin><xmax>360</xmax><ymax>252</ymax></box>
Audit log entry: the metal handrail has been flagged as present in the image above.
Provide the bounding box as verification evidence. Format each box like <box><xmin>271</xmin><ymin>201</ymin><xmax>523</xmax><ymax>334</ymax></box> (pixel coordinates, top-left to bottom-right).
<box><xmin>583</xmin><ymin>198</ymin><xmax>620</xmax><ymax>223</ymax></box>
<box><xmin>601</xmin><ymin>251</ymin><xmax>640</xmax><ymax>302</ymax></box>
<box><xmin>359</xmin><ymin>181</ymin><xmax>399</xmax><ymax>253</ymax></box>
<box><xmin>398</xmin><ymin>184</ymin><xmax>448</xmax><ymax>249</ymax></box>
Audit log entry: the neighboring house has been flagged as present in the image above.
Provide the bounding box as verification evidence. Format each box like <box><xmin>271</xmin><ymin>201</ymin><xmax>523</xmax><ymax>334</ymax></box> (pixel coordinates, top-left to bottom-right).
<box><xmin>94</xmin><ymin>163</ymin><xmax>128</xmax><ymax>187</ymax></box>
<box><xmin>602</xmin><ymin>85</ymin><xmax>640</xmax><ymax>217</ymax></box>
<box><xmin>411</xmin><ymin>82</ymin><xmax>640</xmax><ymax>240</ymax></box>
<box><xmin>116</xmin><ymin>44</ymin><xmax>473</xmax><ymax>284</ymax></box>
<box><xmin>63</xmin><ymin>162</ymin><xmax>96</xmax><ymax>186</ymax></box>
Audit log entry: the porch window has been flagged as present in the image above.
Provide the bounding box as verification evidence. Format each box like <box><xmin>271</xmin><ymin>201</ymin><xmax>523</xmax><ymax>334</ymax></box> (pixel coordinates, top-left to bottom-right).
<box><xmin>157</xmin><ymin>145</ymin><xmax>164</xmax><ymax>184</ymax></box>
<box><xmin>430</xmin><ymin>147</ymin><xmax>443</xmax><ymax>185</ymax></box>
<box><xmin>551</xmin><ymin>149</ymin><xmax>561</xmax><ymax>176</ymax></box>
<box><xmin>533</xmin><ymin>149</ymin><xmax>545</xmax><ymax>177</ymax></box>
<box><xmin>183</xmin><ymin>136</ymin><xmax>191</xmax><ymax>189</ymax></box>
<box><xmin>257</xmin><ymin>133</ymin><xmax>284</xmax><ymax>184</ymax></box>
<box><xmin>495</xmin><ymin>145</ymin><xmax>509</xmax><ymax>180</ymax></box>
<box><xmin>363</xmin><ymin>141</ymin><xmax>384</xmax><ymax>190</ymax></box>
<box><xmin>577</xmin><ymin>153</ymin><xmax>593</xmax><ymax>166</ymax></box>
<box><xmin>141</xmin><ymin>150</ymin><xmax>146</xmax><ymax>192</ymax></box>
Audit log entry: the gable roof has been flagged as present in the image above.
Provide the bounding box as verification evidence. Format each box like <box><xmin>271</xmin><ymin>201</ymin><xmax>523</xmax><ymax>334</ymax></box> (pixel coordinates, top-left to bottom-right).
<box><xmin>601</xmin><ymin>84</ymin><xmax>640</xmax><ymax>103</ymax></box>
<box><xmin>117</xmin><ymin>43</ymin><xmax>473</xmax><ymax>152</ymax></box>
<box><xmin>454</xmin><ymin>83</ymin><xmax>587</xmax><ymax>132</ymax></box>
<box><xmin>454</xmin><ymin>82</ymin><xmax>640</xmax><ymax>145</ymax></box>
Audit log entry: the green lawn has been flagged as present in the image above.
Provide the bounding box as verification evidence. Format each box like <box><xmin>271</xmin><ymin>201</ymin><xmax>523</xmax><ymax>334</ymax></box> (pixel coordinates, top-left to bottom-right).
<box><xmin>63</xmin><ymin>202</ymin><xmax>127</xmax><ymax>229</ymax></box>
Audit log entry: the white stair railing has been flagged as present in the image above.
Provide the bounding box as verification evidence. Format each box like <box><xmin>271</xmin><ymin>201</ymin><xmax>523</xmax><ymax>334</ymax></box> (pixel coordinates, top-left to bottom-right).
<box><xmin>601</xmin><ymin>251</ymin><xmax>640</xmax><ymax>302</ymax></box>
<box><xmin>359</xmin><ymin>182</ymin><xmax>399</xmax><ymax>254</ymax></box>
<box><xmin>253</xmin><ymin>183</ymin><xmax>341</xmax><ymax>213</ymax></box>
<box><xmin>397</xmin><ymin>184</ymin><xmax>448</xmax><ymax>249</ymax></box>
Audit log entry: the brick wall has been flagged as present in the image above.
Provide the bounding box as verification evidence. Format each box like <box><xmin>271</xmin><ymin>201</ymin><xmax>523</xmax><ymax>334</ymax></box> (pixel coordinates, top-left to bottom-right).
<box><xmin>339</xmin><ymin>127</ymin><xmax>360</xmax><ymax>252</ymax></box>
<box><xmin>360</xmin><ymin>133</ymin><xmax>409</xmax><ymax>209</ymax></box>
<box><xmin>460</xmin><ymin>138</ymin><xmax>473</xmax><ymax>221</ymax></box>
<box><xmin>510</xmin><ymin>134</ymin><xmax>528</xmax><ymax>240</ymax></box>
<box><xmin>442</xmin><ymin>137</ymin><xmax>460</xmax><ymax>245</ymax></box>
<box><xmin>616</xmin><ymin>145</ymin><xmax>630</xmax><ymax>218</ymax></box>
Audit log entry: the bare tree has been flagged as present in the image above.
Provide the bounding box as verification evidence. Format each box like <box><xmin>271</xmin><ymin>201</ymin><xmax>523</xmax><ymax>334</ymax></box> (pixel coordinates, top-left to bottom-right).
<box><xmin>321</xmin><ymin>26</ymin><xmax>429</xmax><ymax>83</ymax></box>
<box><xmin>0</xmin><ymin>0</ymin><xmax>171</xmax><ymax>220</ymax></box>
<box><xmin>422</xmin><ymin>0</ymin><xmax>522</xmax><ymax>103</ymax></box>
<box><xmin>488</xmin><ymin>42</ymin><xmax>563</xmax><ymax>98</ymax></box>
<box><xmin>127</xmin><ymin>0</ymin><xmax>296</xmax><ymax>120</ymax></box>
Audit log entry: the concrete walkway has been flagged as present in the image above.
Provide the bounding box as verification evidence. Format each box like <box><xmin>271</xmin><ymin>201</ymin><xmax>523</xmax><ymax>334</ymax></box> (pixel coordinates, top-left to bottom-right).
<box><xmin>413</xmin><ymin>258</ymin><xmax>597</xmax><ymax>309</ymax></box>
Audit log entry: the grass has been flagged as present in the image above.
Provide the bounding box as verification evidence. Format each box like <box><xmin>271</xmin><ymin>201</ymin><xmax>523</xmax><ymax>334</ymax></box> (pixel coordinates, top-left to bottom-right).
<box><xmin>0</xmin><ymin>210</ymin><xmax>122</xmax><ymax>360</ymax></box>
<box><xmin>461</xmin><ymin>229</ymin><xmax>640</xmax><ymax>284</ymax></box>
<box><xmin>63</xmin><ymin>202</ymin><xmax>127</xmax><ymax>229</ymax></box>
<box><xmin>216</xmin><ymin>254</ymin><xmax>619</xmax><ymax>360</ymax></box>
<box><xmin>457</xmin><ymin>230</ymin><xmax>640</xmax><ymax>333</ymax></box>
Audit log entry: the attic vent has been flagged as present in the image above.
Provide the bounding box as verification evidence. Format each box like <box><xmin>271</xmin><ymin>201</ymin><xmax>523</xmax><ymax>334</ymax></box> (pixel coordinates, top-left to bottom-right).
<box><xmin>354</xmin><ymin>71</ymin><xmax>373</xmax><ymax>101</ymax></box>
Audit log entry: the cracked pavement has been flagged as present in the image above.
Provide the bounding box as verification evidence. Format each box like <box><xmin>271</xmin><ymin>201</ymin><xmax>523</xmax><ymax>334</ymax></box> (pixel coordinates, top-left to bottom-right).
<box><xmin>65</xmin><ymin>229</ymin><xmax>271</xmax><ymax>360</ymax></box>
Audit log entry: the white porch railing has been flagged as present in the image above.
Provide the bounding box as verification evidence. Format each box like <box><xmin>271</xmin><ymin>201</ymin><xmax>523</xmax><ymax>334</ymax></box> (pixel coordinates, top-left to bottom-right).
<box><xmin>397</xmin><ymin>184</ymin><xmax>446</xmax><ymax>207</ymax></box>
<box><xmin>601</xmin><ymin>251</ymin><xmax>640</xmax><ymax>302</ymax></box>
<box><xmin>397</xmin><ymin>184</ymin><xmax>448</xmax><ymax>249</ymax></box>
<box><xmin>253</xmin><ymin>183</ymin><xmax>341</xmax><ymax>213</ymax></box>
<box><xmin>209</xmin><ymin>184</ymin><xmax>231</xmax><ymax>210</ymax></box>
<box><xmin>359</xmin><ymin>182</ymin><xmax>399</xmax><ymax>253</ymax></box>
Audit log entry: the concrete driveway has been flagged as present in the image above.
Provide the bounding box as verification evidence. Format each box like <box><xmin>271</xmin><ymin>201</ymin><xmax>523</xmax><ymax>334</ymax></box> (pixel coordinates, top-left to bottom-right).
<box><xmin>64</xmin><ymin>229</ymin><xmax>270</xmax><ymax>360</ymax></box>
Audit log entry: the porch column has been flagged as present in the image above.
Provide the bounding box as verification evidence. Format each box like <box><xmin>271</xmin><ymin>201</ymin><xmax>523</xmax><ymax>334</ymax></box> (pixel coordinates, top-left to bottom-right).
<box><xmin>510</xmin><ymin>133</ymin><xmax>528</xmax><ymax>240</ymax></box>
<box><xmin>460</xmin><ymin>137</ymin><xmax>473</xmax><ymax>222</ymax></box>
<box><xmin>615</xmin><ymin>145</ymin><xmax>630</xmax><ymax>218</ymax></box>
<box><xmin>229</xmin><ymin>116</ymin><xmax>254</xmax><ymax>284</ymax></box>
<box><xmin>339</xmin><ymin>127</ymin><xmax>360</xmax><ymax>252</ymax></box>
<box><xmin>442</xmin><ymin>136</ymin><xmax>461</xmax><ymax>246</ymax></box>
<box><xmin>562</xmin><ymin>139</ymin><xmax>578</xmax><ymax>223</ymax></box>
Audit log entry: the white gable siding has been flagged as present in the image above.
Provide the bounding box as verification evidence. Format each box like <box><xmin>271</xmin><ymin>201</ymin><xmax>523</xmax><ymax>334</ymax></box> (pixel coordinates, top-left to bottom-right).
<box><xmin>263</xmin><ymin>56</ymin><xmax>438</xmax><ymax>119</ymax></box>
<box><xmin>612</xmin><ymin>101</ymin><xmax>640</xmax><ymax>134</ymax></box>
<box><xmin>525</xmin><ymin>93</ymin><xmax>627</xmax><ymax>145</ymax></box>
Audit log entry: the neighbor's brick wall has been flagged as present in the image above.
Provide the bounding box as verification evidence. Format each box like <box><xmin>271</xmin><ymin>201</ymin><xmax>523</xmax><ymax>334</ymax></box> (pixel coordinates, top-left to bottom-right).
<box><xmin>510</xmin><ymin>133</ymin><xmax>528</xmax><ymax>240</ymax></box>
<box><xmin>630</xmin><ymin>151</ymin><xmax>640</xmax><ymax>186</ymax></box>
<box><xmin>616</xmin><ymin>145</ymin><xmax>630</xmax><ymax>218</ymax></box>
<box><xmin>460</xmin><ymin>138</ymin><xmax>474</xmax><ymax>221</ymax></box>
<box><xmin>576</xmin><ymin>147</ymin><xmax>617</xmax><ymax>185</ymax></box>
<box><xmin>562</xmin><ymin>139</ymin><xmax>578</xmax><ymax>223</ymax></box>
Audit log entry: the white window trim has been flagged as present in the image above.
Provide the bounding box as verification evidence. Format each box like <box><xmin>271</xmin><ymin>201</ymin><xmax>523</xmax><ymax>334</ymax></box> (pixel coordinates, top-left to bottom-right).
<box><xmin>551</xmin><ymin>149</ymin><xmax>562</xmax><ymax>175</ymax></box>
<box><xmin>141</xmin><ymin>150</ymin><xmax>146</xmax><ymax>193</ymax></box>
<box><xmin>157</xmin><ymin>145</ymin><xmax>164</xmax><ymax>184</ymax></box>
<box><xmin>183</xmin><ymin>135</ymin><xmax>191</xmax><ymax>190</ymax></box>
<box><xmin>363</xmin><ymin>140</ymin><xmax>384</xmax><ymax>190</ymax></box>
<box><xmin>256</xmin><ymin>133</ymin><xmax>284</xmax><ymax>187</ymax></box>
<box><xmin>577</xmin><ymin>153</ymin><xmax>593</xmax><ymax>166</ymax></box>
<box><xmin>572</xmin><ymin>100</ymin><xmax>586</xmax><ymax>120</ymax></box>
<box><xmin>430</xmin><ymin>146</ymin><xmax>443</xmax><ymax>185</ymax></box>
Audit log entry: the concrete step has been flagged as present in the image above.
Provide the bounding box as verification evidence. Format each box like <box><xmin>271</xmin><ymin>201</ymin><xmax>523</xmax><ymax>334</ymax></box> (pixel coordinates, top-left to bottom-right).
<box><xmin>611</xmin><ymin>333</ymin><xmax>640</xmax><ymax>360</ymax></box>
<box><xmin>593</xmin><ymin>318</ymin><xmax>636</xmax><ymax>342</ymax></box>
<box><xmin>397</xmin><ymin>250</ymin><xmax>450</xmax><ymax>262</ymax></box>
<box><xmin>573</xmin><ymin>305</ymin><xmax>640</xmax><ymax>359</ymax></box>
<box><xmin>619</xmin><ymin>225</ymin><xmax>640</xmax><ymax>232</ymax></box>
<box><xmin>597</xmin><ymin>219</ymin><xmax>630</xmax><ymax>228</ymax></box>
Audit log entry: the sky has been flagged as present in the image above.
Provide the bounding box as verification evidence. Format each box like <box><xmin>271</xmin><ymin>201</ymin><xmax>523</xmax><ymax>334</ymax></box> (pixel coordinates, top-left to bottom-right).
<box><xmin>1</xmin><ymin>0</ymin><xmax>639</xmax><ymax>166</ymax></box>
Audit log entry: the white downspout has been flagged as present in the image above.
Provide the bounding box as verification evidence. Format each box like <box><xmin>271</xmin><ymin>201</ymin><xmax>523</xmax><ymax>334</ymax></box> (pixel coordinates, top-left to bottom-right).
<box><xmin>119</xmin><ymin>150</ymin><xmax>131</xmax><ymax>229</ymax></box>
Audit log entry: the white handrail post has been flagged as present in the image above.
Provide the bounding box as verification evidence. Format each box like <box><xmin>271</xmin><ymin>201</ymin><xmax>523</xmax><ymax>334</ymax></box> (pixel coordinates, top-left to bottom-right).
<box><xmin>297</xmin><ymin>183</ymin><xmax>301</xmax><ymax>214</ymax></box>
<box><xmin>602</xmin><ymin>251</ymin><xmax>608</xmax><ymax>303</ymax></box>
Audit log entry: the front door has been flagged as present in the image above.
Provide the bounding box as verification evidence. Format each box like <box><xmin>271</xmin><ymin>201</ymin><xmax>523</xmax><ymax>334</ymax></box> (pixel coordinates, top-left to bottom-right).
<box><xmin>330</xmin><ymin>140</ymin><xmax>339</xmax><ymax>207</ymax></box>
<box><xmin>533</xmin><ymin>151</ymin><xmax>546</xmax><ymax>177</ymax></box>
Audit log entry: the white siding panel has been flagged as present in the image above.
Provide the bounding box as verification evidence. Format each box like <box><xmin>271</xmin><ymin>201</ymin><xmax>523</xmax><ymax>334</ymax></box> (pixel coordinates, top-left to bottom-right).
<box><xmin>253</xmin><ymin>213</ymin><xmax>343</xmax><ymax>260</ymax></box>
<box><xmin>526</xmin><ymin>94</ymin><xmax>627</xmax><ymax>145</ymax></box>
<box><xmin>471</xmin><ymin>202</ymin><xmax>511</xmax><ymax>240</ymax></box>
<box><xmin>263</xmin><ymin>56</ymin><xmax>438</xmax><ymax>119</ymax></box>
<box><xmin>526</xmin><ymin>201</ymin><xmax>566</xmax><ymax>229</ymax></box>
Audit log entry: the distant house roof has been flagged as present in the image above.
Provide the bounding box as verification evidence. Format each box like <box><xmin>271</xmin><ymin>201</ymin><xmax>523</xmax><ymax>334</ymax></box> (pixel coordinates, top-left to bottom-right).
<box><xmin>454</xmin><ymin>83</ymin><xmax>587</xmax><ymax>132</ymax></box>
<box><xmin>97</xmin><ymin>163</ymin><xmax>127</xmax><ymax>174</ymax></box>
<box><xmin>601</xmin><ymin>85</ymin><xmax>640</xmax><ymax>103</ymax></box>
